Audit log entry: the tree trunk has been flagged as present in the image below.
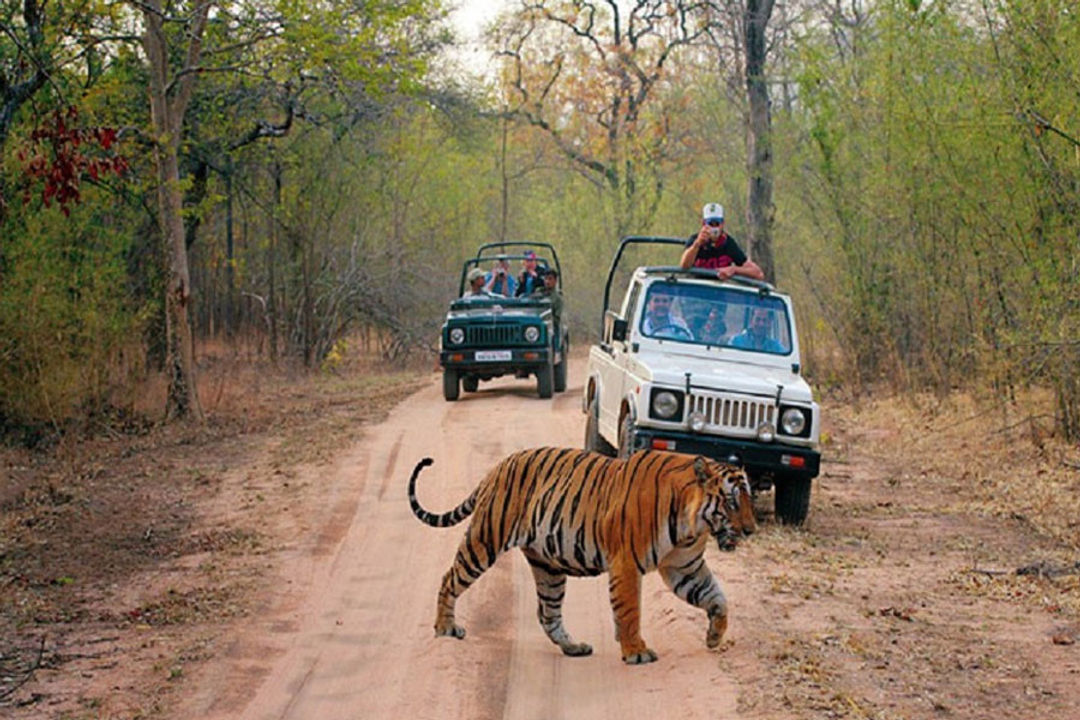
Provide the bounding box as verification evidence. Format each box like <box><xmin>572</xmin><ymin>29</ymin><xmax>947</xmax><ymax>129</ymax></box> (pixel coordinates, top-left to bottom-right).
<box><xmin>225</xmin><ymin>171</ymin><xmax>236</xmax><ymax>337</ymax></box>
<box><xmin>141</xmin><ymin>0</ymin><xmax>208</xmax><ymax>422</ymax></box>
<box><xmin>268</xmin><ymin>162</ymin><xmax>281</xmax><ymax>362</ymax></box>
<box><xmin>744</xmin><ymin>0</ymin><xmax>776</xmax><ymax>284</ymax></box>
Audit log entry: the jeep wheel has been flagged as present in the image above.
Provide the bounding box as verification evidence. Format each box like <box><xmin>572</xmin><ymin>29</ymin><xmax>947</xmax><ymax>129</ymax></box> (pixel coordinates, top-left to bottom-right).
<box><xmin>537</xmin><ymin>362</ymin><xmax>554</xmax><ymax>399</ymax></box>
<box><xmin>617</xmin><ymin>414</ymin><xmax>636</xmax><ymax>460</ymax></box>
<box><xmin>774</xmin><ymin>476</ymin><xmax>811</xmax><ymax>526</ymax></box>
<box><xmin>462</xmin><ymin>375</ymin><xmax>479</xmax><ymax>393</ymax></box>
<box><xmin>553</xmin><ymin>358</ymin><xmax>567</xmax><ymax>393</ymax></box>
<box><xmin>443</xmin><ymin>369</ymin><xmax>460</xmax><ymax>401</ymax></box>
<box><xmin>584</xmin><ymin>397</ymin><xmax>615</xmax><ymax>457</ymax></box>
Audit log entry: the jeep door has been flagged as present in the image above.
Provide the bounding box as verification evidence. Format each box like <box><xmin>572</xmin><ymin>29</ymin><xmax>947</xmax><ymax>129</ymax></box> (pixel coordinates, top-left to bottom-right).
<box><xmin>596</xmin><ymin>280</ymin><xmax>644</xmax><ymax>445</ymax></box>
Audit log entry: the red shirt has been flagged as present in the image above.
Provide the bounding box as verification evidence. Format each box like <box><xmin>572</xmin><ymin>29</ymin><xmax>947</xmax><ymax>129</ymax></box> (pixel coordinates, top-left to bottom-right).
<box><xmin>685</xmin><ymin>232</ymin><xmax>749</xmax><ymax>270</ymax></box>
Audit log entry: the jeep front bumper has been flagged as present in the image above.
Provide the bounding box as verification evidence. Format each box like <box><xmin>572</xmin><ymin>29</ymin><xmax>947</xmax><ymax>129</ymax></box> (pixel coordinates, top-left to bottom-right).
<box><xmin>626</xmin><ymin>427</ymin><xmax>820</xmax><ymax>480</ymax></box>
<box><xmin>440</xmin><ymin>347</ymin><xmax>554</xmax><ymax>373</ymax></box>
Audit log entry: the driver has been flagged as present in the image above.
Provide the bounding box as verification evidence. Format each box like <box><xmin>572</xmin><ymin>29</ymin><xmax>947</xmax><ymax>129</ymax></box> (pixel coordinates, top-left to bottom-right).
<box><xmin>642</xmin><ymin>289</ymin><xmax>691</xmax><ymax>339</ymax></box>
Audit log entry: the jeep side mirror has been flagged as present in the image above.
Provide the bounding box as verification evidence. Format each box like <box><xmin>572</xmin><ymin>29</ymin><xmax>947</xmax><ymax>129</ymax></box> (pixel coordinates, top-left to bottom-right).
<box><xmin>604</xmin><ymin>310</ymin><xmax>628</xmax><ymax>344</ymax></box>
<box><xmin>612</xmin><ymin>317</ymin><xmax>628</xmax><ymax>342</ymax></box>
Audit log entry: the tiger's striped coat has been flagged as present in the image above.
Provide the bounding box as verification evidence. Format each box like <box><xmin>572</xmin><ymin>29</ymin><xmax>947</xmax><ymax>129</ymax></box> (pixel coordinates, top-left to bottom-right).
<box><xmin>408</xmin><ymin>448</ymin><xmax>755</xmax><ymax>664</ymax></box>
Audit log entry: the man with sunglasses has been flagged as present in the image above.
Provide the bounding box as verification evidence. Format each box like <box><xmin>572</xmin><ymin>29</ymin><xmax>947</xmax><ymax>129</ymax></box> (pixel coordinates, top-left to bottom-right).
<box><xmin>680</xmin><ymin>203</ymin><xmax>764</xmax><ymax>281</ymax></box>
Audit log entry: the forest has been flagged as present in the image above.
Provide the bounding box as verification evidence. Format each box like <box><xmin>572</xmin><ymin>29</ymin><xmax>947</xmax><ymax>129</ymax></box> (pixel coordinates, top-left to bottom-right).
<box><xmin>1</xmin><ymin>0</ymin><xmax>1077</xmax><ymax>439</ymax></box>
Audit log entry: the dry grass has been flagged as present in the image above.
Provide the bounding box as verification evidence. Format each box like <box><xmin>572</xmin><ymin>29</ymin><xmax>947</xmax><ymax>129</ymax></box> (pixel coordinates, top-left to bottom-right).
<box><xmin>732</xmin><ymin>387</ymin><xmax>1080</xmax><ymax>720</ymax></box>
<box><xmin>0</xmin><ymin>340</ymin><xmax>430</xmax><ymax>717</ymax></box>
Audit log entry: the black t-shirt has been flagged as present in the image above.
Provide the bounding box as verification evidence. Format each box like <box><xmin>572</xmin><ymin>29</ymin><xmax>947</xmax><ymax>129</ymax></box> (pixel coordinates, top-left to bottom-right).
<box><xmin>685</xmin><ymin>232</ymin><xmax>748</xmax><ymax>270</ymax></box>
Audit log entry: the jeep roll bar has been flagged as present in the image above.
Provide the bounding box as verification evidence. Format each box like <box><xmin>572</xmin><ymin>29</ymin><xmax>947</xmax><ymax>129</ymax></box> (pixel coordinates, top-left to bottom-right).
<box><xmin>456</xmin><ymin>253</ymin><xmax>557</xmax><ymax>297</ymax></box>
<box><xmin>600</xmin><ymin>236</ymin><xmax>775</xmax><ymax>337</ymax></box>
<box><xmin>466</xmin><ymin>240</ymin><xmax>565</xmax><ymax>293</ymax></box>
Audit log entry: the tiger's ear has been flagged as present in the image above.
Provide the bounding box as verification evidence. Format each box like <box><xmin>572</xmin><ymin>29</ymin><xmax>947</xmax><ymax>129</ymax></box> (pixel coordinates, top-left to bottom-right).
<box><xmin>693</xmin><ymin>456</ymin><xmax>710</xmax><ymax>484</ymax></box>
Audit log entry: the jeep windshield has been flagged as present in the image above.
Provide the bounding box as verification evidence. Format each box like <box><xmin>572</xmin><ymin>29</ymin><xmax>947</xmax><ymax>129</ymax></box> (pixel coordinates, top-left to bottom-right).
<box><xmin>640</xmin><ymin>281</ymin><xmax>793</xmax><ymax>356</ymax></box>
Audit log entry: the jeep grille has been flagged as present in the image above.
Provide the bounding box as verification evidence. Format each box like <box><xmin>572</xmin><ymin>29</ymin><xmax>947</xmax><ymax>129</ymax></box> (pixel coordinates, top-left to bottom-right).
<box><xmin>691</xmin><ymin>393</ymin><xmax>776</xmax><ymax>434</ymax></box>
<box><xmin>466</xmin><ymin>325</ymin><xmax>522</xmax><ymax>345</ymax></box>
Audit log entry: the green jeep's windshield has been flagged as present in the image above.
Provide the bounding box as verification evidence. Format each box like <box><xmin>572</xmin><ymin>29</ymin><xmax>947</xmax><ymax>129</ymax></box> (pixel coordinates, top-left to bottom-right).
<box><xmin>640</xmin><ymin>281</ymin><xmax>792</xmax><ymax>355</ymax></box>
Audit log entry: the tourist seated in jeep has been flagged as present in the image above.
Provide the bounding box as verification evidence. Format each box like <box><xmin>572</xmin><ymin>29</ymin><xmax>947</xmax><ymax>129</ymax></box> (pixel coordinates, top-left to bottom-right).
<box><xmin>515</xmin><ymin>250</ymin><xmax>545</xmax><ymax>296</ymax></box>
<box><xmin>641</xmin><ymin>286</ymin><xmax>693</xmax><ymax>340</ymax></box>
<box><xmin>484</xmin><ymin>255</ymin><xmax>516</xmax><ymax>296</ymax></box>
<box><xmin>697</xmin><ymin>305</ymin><xmax>728</xmax><ymax>345</ymax></box>
<box><xmin>530</xmin><ymin>267</ymin><xmax>563</xmax><ymax>325</ymax></box>
<box><xmin>462</xmin><ymin>267</ymin><xmax>491</xmax><ymax>298</ymax></box>
<box><xmin>730</xmin><ymin>307</ymin><xmax>787</xmax><ymax>353</ymax></box>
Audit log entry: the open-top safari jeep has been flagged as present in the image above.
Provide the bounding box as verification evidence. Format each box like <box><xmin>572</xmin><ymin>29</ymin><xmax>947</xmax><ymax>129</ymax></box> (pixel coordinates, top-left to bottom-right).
<box><xmin>439</xmin><ymin>242</ymin><xmax>569</xmax><ymax>401</ymax></box>
<box><xmin>582</xmin><ymin>236</ymin><xmax>821</xmax><ymax>525</ymax></box>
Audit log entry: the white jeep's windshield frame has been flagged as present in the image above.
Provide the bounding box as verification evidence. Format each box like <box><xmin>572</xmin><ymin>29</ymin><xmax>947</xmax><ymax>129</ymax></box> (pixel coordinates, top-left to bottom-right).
<box><xmin>638</xmin><ymin>281</ymin><xmax>793</xmax><ymax>356</ymax></box>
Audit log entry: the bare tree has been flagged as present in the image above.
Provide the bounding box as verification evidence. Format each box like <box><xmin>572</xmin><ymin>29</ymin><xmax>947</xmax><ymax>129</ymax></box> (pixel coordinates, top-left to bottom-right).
<box><xmin>744</xmin><ymin>0</ymin><xmax>776</xmax><ymax>282</ymax></box>
<box><xmin>495</xmin><ymin>0</ymin><xmax>712</xmax><ymax>236</ymax></box>
<box><xmin>0</xmin><ymin>0</ymin><xmax>48</xmax><ymax>150</ymax></box>
<box><xmin>140</xmin><ymin>0</ymin><xmax>210</xmax><ymax>421</ymax></box>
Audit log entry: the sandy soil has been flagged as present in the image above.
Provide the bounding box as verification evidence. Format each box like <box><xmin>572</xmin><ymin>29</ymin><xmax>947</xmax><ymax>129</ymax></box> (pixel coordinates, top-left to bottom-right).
<box><xmin>178</xmin><ymin>358</ymin><xmax>1079</xmax><ymax>720</ymax></box>
<box><xmin>5</xmin><ymin>356</ymin><xmax>1079</xmax><ymax>719</ymax></box>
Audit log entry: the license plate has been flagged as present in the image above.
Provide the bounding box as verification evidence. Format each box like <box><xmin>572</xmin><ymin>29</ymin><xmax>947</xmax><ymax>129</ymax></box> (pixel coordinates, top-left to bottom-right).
<box><xmin>475</xmin><ymin>350</ymin><xmax>512</xmax><ymax>362</ymax></box>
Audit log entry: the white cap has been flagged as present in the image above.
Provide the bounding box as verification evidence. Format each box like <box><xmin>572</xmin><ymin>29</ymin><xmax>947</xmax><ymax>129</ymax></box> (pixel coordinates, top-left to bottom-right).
<box><xmin>702</xmin><ymin>203</ymin><xmax>724</xmax><ymax>222</ymax></box>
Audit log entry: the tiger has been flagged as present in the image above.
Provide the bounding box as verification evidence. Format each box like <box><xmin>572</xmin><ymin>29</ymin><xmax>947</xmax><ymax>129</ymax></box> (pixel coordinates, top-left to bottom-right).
<box><xmin>407</xmin><ymin>447</ymin><xmax>756</xmax><ymax>664</ymax></box>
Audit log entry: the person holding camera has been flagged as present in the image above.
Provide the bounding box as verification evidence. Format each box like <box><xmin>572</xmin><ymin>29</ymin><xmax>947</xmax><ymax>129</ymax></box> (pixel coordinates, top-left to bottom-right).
<box><xmin>485</xmin><ymin>255</ymin><xmax>517</xmax><ymax>296</ymax></box>
<box><xmin>680</xmin><ymin>203</ymin><xmax>764</xmax><ymax>281</ymax></box>
<box><xmin>514</xmin><ymin>250</ymin><xmax>543</xmax><ymax>296</ymax></box>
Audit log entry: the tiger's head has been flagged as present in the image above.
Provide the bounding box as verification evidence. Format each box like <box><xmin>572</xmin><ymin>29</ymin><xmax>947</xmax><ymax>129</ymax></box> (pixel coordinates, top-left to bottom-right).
<box><xmin>692</xmin><ymin>456</ymin><xmax>757</xmax><ymax>552</ymax></box>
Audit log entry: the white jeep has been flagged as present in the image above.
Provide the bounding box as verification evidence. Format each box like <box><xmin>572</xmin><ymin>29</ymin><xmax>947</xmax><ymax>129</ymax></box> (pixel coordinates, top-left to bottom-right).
<box><xmin>582</xmin><ymin>237</ymin><xmax>821</xmax><ymax>525</ymax></box>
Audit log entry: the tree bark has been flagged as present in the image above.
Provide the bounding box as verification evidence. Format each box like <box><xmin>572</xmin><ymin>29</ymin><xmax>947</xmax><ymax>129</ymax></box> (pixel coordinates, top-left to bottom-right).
<box><xmin>744</xmin><ymin>0</ymin><xmax>776</xmax><ymax>284</ymax></box>
<box><xmin>141</xmin><ymin>0</ymin><xmax>209</xmax><ymax>422</ymax></box>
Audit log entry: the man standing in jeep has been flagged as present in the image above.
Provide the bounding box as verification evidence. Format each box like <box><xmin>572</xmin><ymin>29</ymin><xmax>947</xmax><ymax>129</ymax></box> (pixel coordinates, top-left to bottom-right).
<box><xmin>680</xmin><ymin>203</ymin><xmax>765</xmax><ymax>282</ymax></box>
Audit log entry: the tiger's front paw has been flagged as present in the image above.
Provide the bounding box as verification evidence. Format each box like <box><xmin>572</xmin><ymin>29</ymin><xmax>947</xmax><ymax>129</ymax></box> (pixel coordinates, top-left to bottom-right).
<box><xmin>622</xmin><ymin>648</ymin><xmax>658</xmax><ymax>665</ymax></box>
<box><xmin>560</xmin><ymin>642</ymin><xmax>593</xmax><ymax>657</ymax></box>
<box><xmin>435</xmin><ymin>623</ymin><xmax>466</xmax><ymax>639</ymax></box>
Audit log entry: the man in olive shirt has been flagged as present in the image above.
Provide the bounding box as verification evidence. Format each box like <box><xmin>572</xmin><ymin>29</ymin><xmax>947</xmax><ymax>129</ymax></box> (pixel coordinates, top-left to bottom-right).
<box><xmin>531</xmin><ymin>267</ymin><xmax>563</xmax><ymax>326</ymax></box>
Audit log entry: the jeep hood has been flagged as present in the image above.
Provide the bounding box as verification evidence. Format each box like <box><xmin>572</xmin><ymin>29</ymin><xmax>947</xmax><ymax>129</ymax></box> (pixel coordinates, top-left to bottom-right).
<box><xmin>638</xmin><ymin>353</ymin><xmax>814</xmax><ymax>403</ymax></box>
<box><xmin>446</xmin><ymin>303</ymin><xmax>549</xmax><ymax>321</ymax></box>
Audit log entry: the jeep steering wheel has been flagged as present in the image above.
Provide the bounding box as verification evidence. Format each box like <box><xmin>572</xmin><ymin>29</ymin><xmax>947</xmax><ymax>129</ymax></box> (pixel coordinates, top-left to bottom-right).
<box><xmin>652</xmin><ymin>324</ymin><xmax>693</xmax><ymax>340</ymax></box>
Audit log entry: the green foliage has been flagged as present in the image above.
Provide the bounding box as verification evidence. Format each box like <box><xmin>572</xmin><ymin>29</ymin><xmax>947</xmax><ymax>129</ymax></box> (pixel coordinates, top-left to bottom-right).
<box><xmin>0</xmin><ymin>190</ymin><xmax>148</xmax><ymax>431</ymax></box>
<box><xmin>773</xmin><ymin>0</ymin><xmax>1080</xmax><ymax>436</ymax></box>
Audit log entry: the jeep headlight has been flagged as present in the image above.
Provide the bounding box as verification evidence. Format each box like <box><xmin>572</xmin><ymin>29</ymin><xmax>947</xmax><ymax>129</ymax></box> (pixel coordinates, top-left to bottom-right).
<box><xmin>780</xmin><ymin>407</ymin><xmax>808</xmax><ymax>436</ymax></box>
<box><xmin>449</xmin><ymin>327</ymin><xmax>465</xmax><ymax>345</ymax></box>
<box><xmin>756</xmin><ymin>422</ymin><xmax>776</xmax><ymax>442</ymax></box>
<box><xmin>689</xmin><ymin>411</ymin><xmax>707</xmax><ymax>432</ymax></box>
<box><xmin>524</xmin><ymin>325</ymin><xmax>541</xmax><ymax>343</ymax></box>
<box><xmin>651</xmin><ymin>390</ymin><xmax>681</xmax><ymax>420</ymax></box>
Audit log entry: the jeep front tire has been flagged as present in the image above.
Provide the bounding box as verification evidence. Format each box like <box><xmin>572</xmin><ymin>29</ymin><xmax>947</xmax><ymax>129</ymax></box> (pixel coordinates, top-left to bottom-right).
<box><xmin>443</xmin><ymin>369</ymin><xmax>460</xmax><ymax>401</ymax></box>
<box><xmin>617</xmin><ymin>413</ymin><xmax>636</xmax><ymax>460</ymax></box>
<box><xmin>537</xmin><ymin>361</ymin><xmax>554</xmax><ymax>399</ymax></box>
<box><xmin>774</xmin><ymin>475</ymin><xmax>811</xmax><ymax>526</ymax></box>
<box><xmin>584</xmin><ymin>397</ymin><xmax>615</xmax><ymax>457</ymax></box>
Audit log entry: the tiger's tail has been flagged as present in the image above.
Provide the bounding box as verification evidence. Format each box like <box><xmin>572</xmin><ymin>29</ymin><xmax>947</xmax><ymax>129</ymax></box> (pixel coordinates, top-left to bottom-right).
<box><xmin>408</xmin><ymin>457</ymin><xmax>478</xmax><ymax>528</ymax></box>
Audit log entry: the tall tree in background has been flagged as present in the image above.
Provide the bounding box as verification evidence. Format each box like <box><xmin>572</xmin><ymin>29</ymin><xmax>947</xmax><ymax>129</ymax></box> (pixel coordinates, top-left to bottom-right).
<box><xmin>702</xmin><ymin>0</ymin><xmax>778</xmax><ymax>282</ymax></box>
<box><xmin>0</xmin><ymin>0</ymin><xmax>48</xmax><ymax>151</ymax></box>
<box><xmin>139</xmin><ymin>0</ymin><xmax>209</xmax><ymax>421</ymax></box>
<box><xmin>742</xmin><ymin>0</ymin><xmax>775</xmax><ymax>282</ymax></box>
<box><xmin>495</xmin><ymin>0</ymin><xmax>710</xmax><ymax>236</ymax></box>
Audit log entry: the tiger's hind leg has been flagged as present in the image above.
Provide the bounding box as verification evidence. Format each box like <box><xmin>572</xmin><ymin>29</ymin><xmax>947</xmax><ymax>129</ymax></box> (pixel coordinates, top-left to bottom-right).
<box><xmin>435</xmin><ymin>526</ymin><xmax>501</xmax><ymax>639</ymax></box>
<box><xmin>658</xmin><ymin>552</ymin><xmax>729</xmax><ymax>649</ymax></box>
<box><xmin>526</xmin><ymin>557</ymin><xmax>592</xmax><ymax>656</ymax></box>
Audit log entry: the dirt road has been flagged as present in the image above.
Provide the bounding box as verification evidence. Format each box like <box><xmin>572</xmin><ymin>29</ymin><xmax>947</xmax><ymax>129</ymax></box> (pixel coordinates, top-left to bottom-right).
<box><xmin>173</xmin><ymin>358</ymin><xmax>1080</xmax><ymax>720</ymax></box>
<box><xmin>178</xmin><ymin>361</ymin><xmax>754</xmax><ymax>719</ymax></box>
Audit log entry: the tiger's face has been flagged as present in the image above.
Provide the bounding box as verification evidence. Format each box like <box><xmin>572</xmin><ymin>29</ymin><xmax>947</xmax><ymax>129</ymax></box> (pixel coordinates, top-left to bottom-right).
<box><xmin>692</xmin><ymin>457</ymin><xmax>756</xmax><ymax>552</ymax></box>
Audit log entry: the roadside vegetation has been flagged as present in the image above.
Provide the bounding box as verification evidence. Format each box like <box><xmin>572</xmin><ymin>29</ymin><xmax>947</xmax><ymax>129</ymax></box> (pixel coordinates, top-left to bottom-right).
<box><xmin>1</xmin><ymin>1</ymin><xmax>1077</xmax><ymax>439</ymax></box>
<box><xmin>1</xmin><ymin>0</ymin><xmax>1078</xmax><ymax>715</ymax></box>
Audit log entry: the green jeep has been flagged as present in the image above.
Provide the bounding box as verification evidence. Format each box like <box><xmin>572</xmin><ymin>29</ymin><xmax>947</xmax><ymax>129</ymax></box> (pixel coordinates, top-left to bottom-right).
<box><xmin>439</xmin><ymin>242</ymin><xmax>569</xmax><ymax>401</ymax></box>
